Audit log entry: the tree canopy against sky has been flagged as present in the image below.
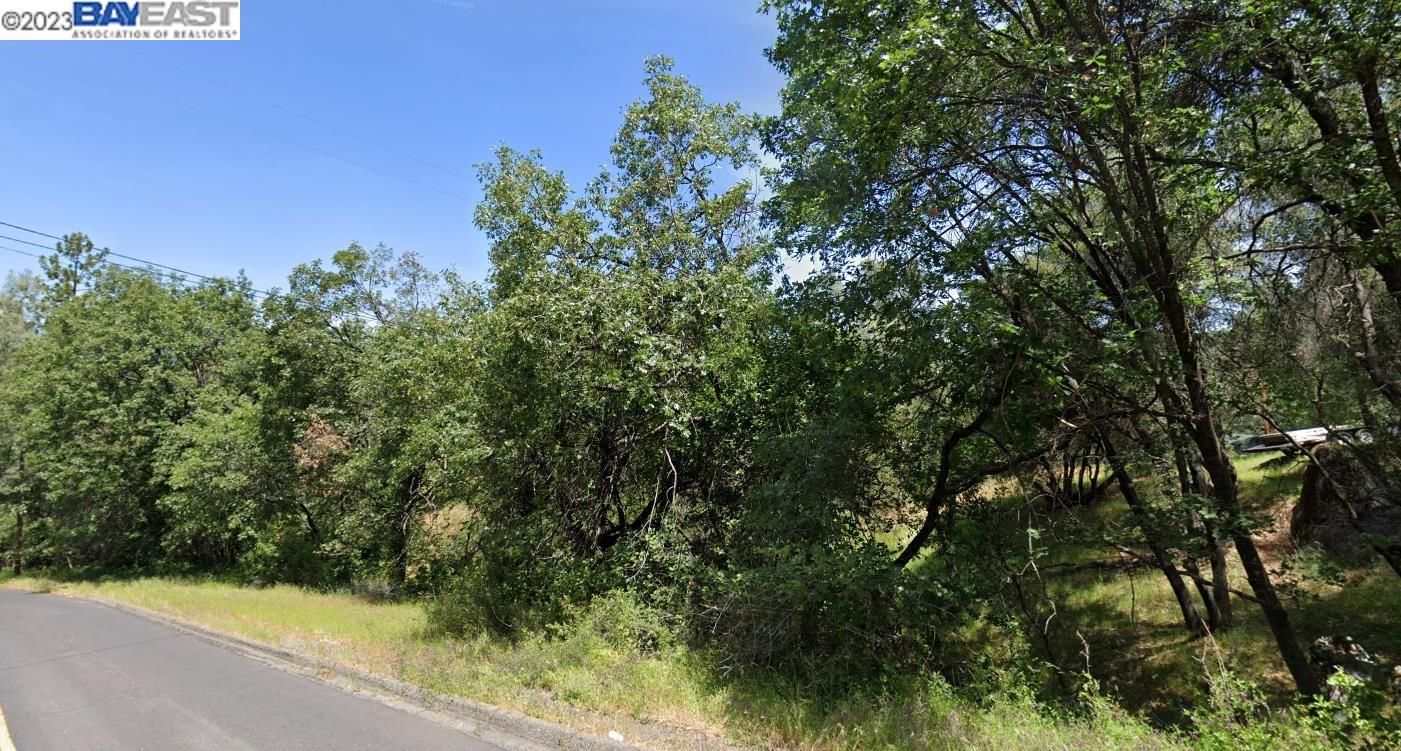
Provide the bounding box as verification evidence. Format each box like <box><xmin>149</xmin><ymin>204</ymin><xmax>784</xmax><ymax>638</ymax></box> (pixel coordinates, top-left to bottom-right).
<box><xmin>4</xmin><ymin>7</ymin><xmax>1401</xmax><ymax>741</ymax></box>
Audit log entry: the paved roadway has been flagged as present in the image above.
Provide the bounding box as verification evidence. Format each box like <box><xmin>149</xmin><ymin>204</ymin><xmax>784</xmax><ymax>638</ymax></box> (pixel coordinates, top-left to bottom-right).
<box><xmin>0</xmin><ymin>587</ymin><xmax>501</xmax><ymax>750</ymax></box>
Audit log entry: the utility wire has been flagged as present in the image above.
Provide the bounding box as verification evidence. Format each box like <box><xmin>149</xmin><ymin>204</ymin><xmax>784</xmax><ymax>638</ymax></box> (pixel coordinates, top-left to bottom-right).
<box><xmin>1</xmin><ymin>229</ymin><xmax>262</xmax><ymax>291</ymax></box>
<box><xmin>0</xmin><ymin>244</ymin><xmax>41</xmax><ymax>260</ymax></box>
<box><xmin>0</xmin><ymin>221</ymin><xmax>379</xmax><ymax>322</ymax></box>
<box><xmin>1</xmin><ymin>237</ymin><xmax>248</xmax><ymax>291</ymax></box>
<box><xmin>0</xmin><ymin>221</ymin><xmax>58</xmax><ymax>239</ymax></box>
<box><xmin>0</xmin><ymin>233</ymin><xmax>52</xmax><ymax>250</ymax></box>
<box><xmin>120</xmin><ymin>47</ymin><xmax>473</xmax><ymax>182</ymax></box>
<box><xmin>0</xmin><ymin>242</ymin><xmax>209</xmax><ymax>288</ymax></box>
<box><xmin>3</xmin><ymin>221</ymin><xmax>273</xmax><ymax>292</ymax></box>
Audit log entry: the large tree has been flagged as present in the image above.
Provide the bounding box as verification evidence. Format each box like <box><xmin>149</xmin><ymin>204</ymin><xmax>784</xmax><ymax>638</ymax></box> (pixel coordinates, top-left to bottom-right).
<box><xmin>453</xmin><ymin>58</ymin><xmax>776</xmax><ymax>623</ymax></box>
<box><xmin>12</xmin><ymin>265</ymin><xmax>258</xmax><ymax>568</ymax></box>
<box><xmin>765</xmin><ymin>0</ymin><xmax>1320</xmax><ymax>695</ymax></box>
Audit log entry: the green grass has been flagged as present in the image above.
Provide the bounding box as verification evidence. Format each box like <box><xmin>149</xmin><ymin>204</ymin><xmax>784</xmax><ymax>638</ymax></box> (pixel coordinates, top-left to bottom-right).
<box><xmin>0</xmin><ymin>575</ymin><xmax>727</xmax><ymax>744</ymax></box>
<box><xmin>1235</xmin><ymin>453</ymin><xmax>1307</xmax><ymax>499</ymax></box>
<box><xmin>0</xmin><ymin>572</ymin><xmax>1193</xmax><ymax>751</ymax></box>
<box><xmin>2</xmin><ymin>453</ymin><xmax>1386</xmax><ymax>750</ymax></box>
<box><xmin>1040</xmin><ymin>452</ymin><xmax>1401</xmax><ymax>722</ymax></box>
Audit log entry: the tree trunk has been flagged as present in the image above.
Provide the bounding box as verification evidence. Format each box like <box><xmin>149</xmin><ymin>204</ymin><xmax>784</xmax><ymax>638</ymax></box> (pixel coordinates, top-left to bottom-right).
<box><xmin>1103</xmin><ymin>433</ymin><xmax>1209</xmax><ymax>637</ymax></box>
<box><xmin>11</xmin><ymin>509</ymin><xmax>21</xmax><ymax>576</ymax></box>
<box><xmin>1193</xmin><ymin>441</ymin><xmax>1316</xmax><ymax>695</ymax></box>
<box><xmin>391</xmin><ymin>471</ymin><xmax>424</xmax><ymax>586</ymax></box>
<box><xmin>1138</xmin><ymin>216</ymin><xmax>1318</xmax><ymax>691</ymax></box>
<box><xmin>1350</xmin><ymin>269</ymin><xmax>1401</xmax><ymax>412</ymax></box>
<box><xmin>1185</xmin><ymin>456</ymin><xmax>1235</xmax><ymax>630</ymax></box>
<box><xmin>1165</xmin><ymin>439</ymin><xmax>1232</xmax><ymax>627</ymax></box>
<box><xmin>1172</xmin><ymin>450</ymin><xmax>1230</xmax><ymax>631</ymax></box>
<box><xmin>1181</xmin><ymin>557</ymin><xmax>1222</xmax><ymax>629</ymax></box>
<box><xmin>1205</xmin><ymin>534</ymin><xmax>1234</xmax><ymax>629</ymax></box>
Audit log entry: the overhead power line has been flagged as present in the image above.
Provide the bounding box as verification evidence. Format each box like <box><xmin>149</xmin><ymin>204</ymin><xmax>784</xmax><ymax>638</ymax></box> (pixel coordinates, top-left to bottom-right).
<box><xmin>0</xmin><ymin>222</ymin><xmax>58</xmax><ymax>240</ymax></box>
<box><xmin>0</xmin><ymin>242</ymin><xmax>210</xmax><ymax>289</ymax></box>
<box><xmin>1</xmin><ymin>223</ymin><xmax>272</xmax><ymax>293</ymax></box>
<box><xmin>0</xmin><ymin>221</ymin><xmax>378</xmax><ymax>322</ymax></box>
<box><xmin>1</xmin><ymin>225</ymin><xmax>258</xmax><ymax>290</ymax></box>
<box><xmin>0</xmin><ymin>244</ymin><xmax>41</xmax><ymax>260</ymax></box>
<box><xmin>2</xmin><ymin>220</ymin><xmax>279</xmax><ymax>294</ymax></box>
<box><xmin>0</xmin><ymin>233</ymin><xmax>51</xmax><ymax>249</ymax></box>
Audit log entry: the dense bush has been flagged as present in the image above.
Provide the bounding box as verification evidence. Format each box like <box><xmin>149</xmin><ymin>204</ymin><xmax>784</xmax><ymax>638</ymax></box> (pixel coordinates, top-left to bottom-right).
<box><xmin>4</xmin><ymin>6</ymin><xmax>1401</xmax><ymax>740</ymax></box>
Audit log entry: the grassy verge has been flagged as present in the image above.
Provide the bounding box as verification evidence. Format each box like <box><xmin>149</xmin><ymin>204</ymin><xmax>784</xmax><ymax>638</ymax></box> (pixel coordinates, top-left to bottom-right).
<box><xmin>0</xmin><ymin>573</ymin><xmax>1190</xmax><ymax>751</ymax></box>
<box><xmin>1041</xmin><ymin>453</ymin><xmax>1401</xmax><ymax>721</ymax></box>
<box><xmin>0</xmin><ymin>575</ymin><xmax>727</xmax><ymax>744</ymax></box>
<box><xmin>2</xmin><ymin>454</ymin><xmax>1387</xmax><ymax>750</ymax></box>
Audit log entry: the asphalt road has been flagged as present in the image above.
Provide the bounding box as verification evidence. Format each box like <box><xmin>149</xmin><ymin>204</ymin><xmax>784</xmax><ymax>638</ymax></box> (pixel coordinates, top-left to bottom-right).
<box><xmin>0</xmin><ymin>588</ymin><xmax>502</xmax><ymax>750</ymax></box>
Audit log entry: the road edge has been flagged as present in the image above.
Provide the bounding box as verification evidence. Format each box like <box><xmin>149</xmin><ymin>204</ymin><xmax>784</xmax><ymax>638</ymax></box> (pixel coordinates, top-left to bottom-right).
<box><xmin>78</xmin><ymin>595</ymin><xmax>727</xmax><ymax>751</ymax></box>
<box><xmin>0</xmin><ymin>699</ymin><xmax>16</xmax><ymax>751</ymax></box>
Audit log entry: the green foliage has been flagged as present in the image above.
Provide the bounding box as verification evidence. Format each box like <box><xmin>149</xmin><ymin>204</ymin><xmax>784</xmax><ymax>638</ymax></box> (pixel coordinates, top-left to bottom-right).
<box><xmin>39</xmin><ymin>232</ymin><xmax>108</xmax><ymax>304</ymax></box>
<box><xmin>3</xmin><ymin>33</ymin><xmax>1401</xmax><ymax>749</ymax></box>
<box><xmin>6</xmin><ymin>270</ymin><xmax>259</xmax><ymax>567</ymax></box>
<box><xmin>1189</xmin><ymin>669</ymin><xmax>1401</xmax><ymax>751</ymax></box>
<box><xmin>447</xmin><ymin>56</ymin><xmax>777</xmax><ymax>623</ymax></box>
<box><xmin>157</xmin><ymin>398</ymin><xmax>271</xmax><ymax>566</ymax></box>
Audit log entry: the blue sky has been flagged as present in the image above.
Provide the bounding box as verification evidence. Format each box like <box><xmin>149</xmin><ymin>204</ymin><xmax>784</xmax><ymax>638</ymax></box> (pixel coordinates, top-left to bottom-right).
<box><xmin>0</xmin><ymin>0</ymin><xmax>783</xmax><ymax>290</ymax></box>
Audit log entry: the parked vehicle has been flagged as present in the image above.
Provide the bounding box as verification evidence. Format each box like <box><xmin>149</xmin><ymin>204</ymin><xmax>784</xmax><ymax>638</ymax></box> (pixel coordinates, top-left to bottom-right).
<box><xmin>1236</xmin><ymin>425</ymin><xmax>1374</xmax><ymax>454</ymax></box>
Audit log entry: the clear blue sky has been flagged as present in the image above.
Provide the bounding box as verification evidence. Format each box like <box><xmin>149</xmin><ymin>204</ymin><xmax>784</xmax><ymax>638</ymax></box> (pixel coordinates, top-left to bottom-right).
<box><xmin>0</xmin><ymin>0</ymin><xmax>782</xmax><ymax>290</ymax></box>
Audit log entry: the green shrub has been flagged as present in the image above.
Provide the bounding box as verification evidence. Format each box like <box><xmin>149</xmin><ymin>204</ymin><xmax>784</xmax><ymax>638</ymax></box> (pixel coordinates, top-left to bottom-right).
<box><xmin>1187</xmin><ymin>669</ymin><xmax>1401</xmax><ymax>751</ymax></box>
<box><xmin>539</xmin><ymin>590</ymin><xmax>675</xmax><ymax>654</ymax></box>
<box><xmin>698</xmin><ymin>539</ymin><xmax>961</xmax><ymax>678</ymax></box>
